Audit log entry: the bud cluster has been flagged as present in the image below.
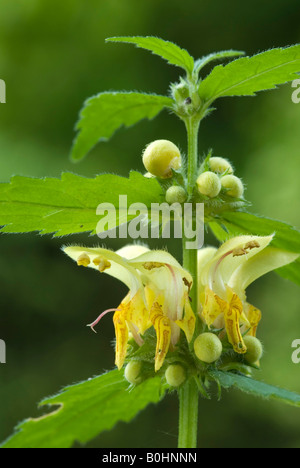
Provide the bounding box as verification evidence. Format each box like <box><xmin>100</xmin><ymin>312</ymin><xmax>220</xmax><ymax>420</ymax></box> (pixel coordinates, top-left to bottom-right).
<box><xmin>197</xmin><ymin>156</ymin><xmax>244</xmax><ymax>200</ymax></box>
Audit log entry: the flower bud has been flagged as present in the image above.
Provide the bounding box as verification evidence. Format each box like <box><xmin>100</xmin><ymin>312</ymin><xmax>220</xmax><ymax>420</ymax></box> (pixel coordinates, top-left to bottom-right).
<box><xmin>165</xmin><ymin>186</ymin><xmax>187</xmax><ymax>204</ymax></box>
<box><xmin>172</xmin><ymin>81</ymin><xmax>190</xmax><ymax>102</ymax></box>
<box><xmin>194</xmin><ymin>333</ymin><xmax>223</xmax><ymax>364</ymax></box>
<box><xmin>142</xmin><ymin>140</ymin><xmax>182</xmax><ymax>179</ymax></box>
<box><xmin>196</xmin><ymin>171</ymin><xmax>221</xmax><ymax>198</ymax></box>
<box><xmin>165</xmin><ymin>364</ymin><xmax>186</xmax><ymax>387</ymax></box>
<box><xmin>124</xmin><ymin>360</ymin><xmax>142</xmax><ymax>385</ymax></box>
<box><xmin>221</xmin><ymin>175</ymin><xmax>244</xmax><ymax>198</ymax></box>
<box><xmin>243</xmin><ymin>336</ymin><xmax>263</xmax><ymax>364</ymax></box>
<box><xmin>209</xmin><ymin>157</ymin><xmax>234</xmax><ymax>175</ymax></box>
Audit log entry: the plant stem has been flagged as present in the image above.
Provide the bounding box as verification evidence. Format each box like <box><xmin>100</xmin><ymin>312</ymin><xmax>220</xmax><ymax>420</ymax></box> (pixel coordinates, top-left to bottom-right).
<box><xmin>178</xmin><ymin>116</ymin><xmax>201</xmax><ymax>449</ymax></box>
<box><xmin>185</xmin><ymin>117</ymin><xmax>200</xmax><ymax>200</ymax></box>
<box><xmin>178</xmin><ymin>378</ymin><xmax>199</xmax><ymax>448</ymax></box>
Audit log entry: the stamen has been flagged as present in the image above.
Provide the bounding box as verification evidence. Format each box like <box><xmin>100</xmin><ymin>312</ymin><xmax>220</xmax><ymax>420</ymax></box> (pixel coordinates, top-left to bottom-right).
<box><xmin>245</xmin><ymin>241</ymin><xmax>260</xmax><ymax>250</ymax></box>
<box><xmin>77</xmin><ymin>253</ymin><xmax>91</xmax><ymax>267</ymax></box>
<box><xmin>143</xmin><ymin>262</ymin><xmax>164</xmax><ymax>270</ymax></box>
<box><xmin>183</xmin><ymin>277</ymin><xmax>192</xmax><ymax>292</ymax></box>
<box><xmin>93</xmin><ymin>256</ymin><xmax>111</xmax><ymax>272</ymax></box>
<box><xmin>87</xmin><ymin>308</ymin><xmax>121</xmax><ymax>333</ymax></box>
<box><xmin>232</xmin><ymin>248</ymin><xmax>247</xmax><ymax>257</ymax></box>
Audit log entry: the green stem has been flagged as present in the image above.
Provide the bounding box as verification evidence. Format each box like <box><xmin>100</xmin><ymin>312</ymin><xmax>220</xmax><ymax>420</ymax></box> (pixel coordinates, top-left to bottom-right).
<box><xmin>185</xmin><ymin>117</ymin><xmax>200</xmax><ymax>200</ymax></box>
<box><xmin>178</xmin><ymin>116</ymin><xmax>201</xmax><ymax>449</ymax></box>
<box><xmin>178</xmin><ymin>378</ymin><xmax>199</xmax><ymax>448</ymax></box>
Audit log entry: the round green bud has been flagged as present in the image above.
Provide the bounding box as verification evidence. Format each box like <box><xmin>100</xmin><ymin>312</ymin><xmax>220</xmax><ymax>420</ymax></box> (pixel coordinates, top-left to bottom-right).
<box><xmin>142</xmin><ymin>140</ymin><xmax>182</xmax><ymax>179</ymax></box>
<box><xmin>165</xmin><ymin>186</ymin><xmax>187</xmax><ymax>204</ymax></box>
<box><xmin>196</xmin><ymin>171</ymin><xmax>221</xmax><ymax>198</ymax></box>
<box><xmin>165</xmin><ymin>364</ymin><xmax>186</xmax><ymax>387</ymax></box>
<box><xmin>194</xmin><ymin>333</ymin><xmax>223</xmax><ymax>364</ymax></box>
<box><xmin>221</xmin><ymin>175</ymin><xmax>244</xmax><ymax>198</ymax></box>
<box><xmin>124</xmin><ymin>361</ymin><xmax>142</xmax><ymax>385</ymax></box>
<box><xmin>209</xmin><ymin>157</ymin><xmax>234</xmax><ymax>175</ymax></box>
<box><xmin>244</xmin><ymin>336</ymin><xmax>263</xmax><ymax>364</ymax></box>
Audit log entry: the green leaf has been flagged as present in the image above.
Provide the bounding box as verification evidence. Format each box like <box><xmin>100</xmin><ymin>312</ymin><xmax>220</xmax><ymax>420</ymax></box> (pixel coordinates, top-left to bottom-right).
<box><xmin>209</xmin><ymin>211</ymin><xmax>300</xmax><ymax>286</ymax></box>
<box><xmin>276</xmin><ymin>261</ymin><xmax>300</xmax><ymax>285</ymax></box>
<box><xmin>71</xmin><ymin>92</ymin><xmax>173</xmax><ymax>161</ymax></box>
<box><xmin>195</xmin><ymin>50</ymin><xmax>245</xmax><ymax>74</ymax></box>
<box><xmin>0</xmin><ymin>171</ymin><xmax>165</xmax><ymax>236</ymax></box>
<box><xmin>198</xmin><ymin>45</ymin><xmax>300</xmax><ymax>104</ymax></box>
<box><xmin>1</xmin><ymin>370</ymin><xmax>165</xmax><ymax>448</ymax></box>
<box><xmin>106</xmin><ymin>36</ymin><xmax>194</xmax><ymax>76</ymax></box>
<box><xmin>210</xmin><ymin>370</ymin><xmax>300</xmax><ymax>407</ymax></box>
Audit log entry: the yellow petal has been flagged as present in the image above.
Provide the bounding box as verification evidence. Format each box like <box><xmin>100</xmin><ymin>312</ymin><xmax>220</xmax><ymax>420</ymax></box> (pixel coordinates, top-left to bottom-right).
<box><xmin>129</xmin><ymin>290</ymin><xmax>152</xmax><ymax>335</ymax></box>
<box><xmin>245</xmin><ymin>303</ymin><xmax>262</xmax><ymax>337</ymax></box>
<box><xmin>113</xmin><ymin>304</ymin><xmax>130</xmax><ymax>370</ymax></box>
<box><xmin>202</xmin><ymin>286</ymin><xmax>227</xmax><ymax>328</ymax></box>
<box><xmin>150</xmin><ymin>302</ymin><xmax>171</xmax><ymax>372</ymax></box>
<box><xmin>176</xmin><ymin>294</ymin><xmax>196</xmax><ymax>342</ymax></box>
<box><xmin>224</xmin><ymin>290</ymin><xmax>247</xmax><ymax>354</ymax></box>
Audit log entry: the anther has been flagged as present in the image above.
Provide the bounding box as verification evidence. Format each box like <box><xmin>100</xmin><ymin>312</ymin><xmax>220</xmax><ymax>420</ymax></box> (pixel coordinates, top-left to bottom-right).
<box><xmin>77</xmin><ymin>253</ymin><xmax>91</xmax><ymax>267</ymax></box>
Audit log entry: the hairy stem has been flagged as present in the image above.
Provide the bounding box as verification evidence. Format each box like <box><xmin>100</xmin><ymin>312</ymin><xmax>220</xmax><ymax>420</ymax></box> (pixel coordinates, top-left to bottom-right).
<box><xmin>178</xmin><ymin>378</ymin><xmax>199</xmax><ymax>448</ymax></box>
<box><xmin>185</xmin><ymin>117</ymin><xmax>200</xmax><ymax>200</ymax></box>
<box><xmin>178</xmin><ymin>116</ymin><xmax>201</xmax><ymax>449</ymax></box>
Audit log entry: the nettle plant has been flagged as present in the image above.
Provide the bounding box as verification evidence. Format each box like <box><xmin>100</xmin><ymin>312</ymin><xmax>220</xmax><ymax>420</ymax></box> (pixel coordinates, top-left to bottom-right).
<box><xmin>1</xmin><ymin>37</ymin><xmax>300</xmax><ymax>449</ymax></box>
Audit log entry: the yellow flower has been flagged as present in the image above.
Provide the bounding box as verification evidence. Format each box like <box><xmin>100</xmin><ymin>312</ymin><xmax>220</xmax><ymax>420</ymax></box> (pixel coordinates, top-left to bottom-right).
<box><xmin>63</xmin><ymin>244</ymin><xmax>195</xmax><ymax>371</ymax></box>
<box><xmin>197</xmin><ymin>235</ymin><xmax>299</xmax><ymax>354</ymax></box>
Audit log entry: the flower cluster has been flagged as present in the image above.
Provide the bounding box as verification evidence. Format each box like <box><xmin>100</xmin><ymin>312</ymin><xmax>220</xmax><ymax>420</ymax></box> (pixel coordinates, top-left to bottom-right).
<box><xmin>64</xmin><ymin>235</ymin><xmax>298</xmax><ymax>379</ymax></box>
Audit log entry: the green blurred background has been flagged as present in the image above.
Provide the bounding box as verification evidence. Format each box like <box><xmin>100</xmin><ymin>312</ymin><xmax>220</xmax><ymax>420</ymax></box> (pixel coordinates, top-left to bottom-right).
<box><xmin>0</xmin><ymin>0</ymin><xmax>300</xmax><ymax>448</ymax></box>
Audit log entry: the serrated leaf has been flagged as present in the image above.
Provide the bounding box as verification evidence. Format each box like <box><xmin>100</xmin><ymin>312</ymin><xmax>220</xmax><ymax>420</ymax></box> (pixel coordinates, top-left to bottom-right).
<box><xmin>209</xmin><ymin>211</ymin><xmax>300</xmax><ymax>286</ymax></box>
<box><xmin>1</xmin><ymin>370</ymin><xmax>165</xmax><ymax>448</ymax></box>
<box><xmin>194</xmin><ymin>50</ymin><xmax>245</xmax><ymax>74</ymax></box>
<box><xmin>276</xmin><ymin>261</ymin><xmax>300</xmax><ymax>284</ymax></box>
<box><xmin>198</xmin><ymin>45</ymin><xmax>300</xmax><ymax>104</ymax></box>
<box><xmin>210</xmin><ymin>370</ymin><xmax>300</xmax><ymax>407</ymax></box>
<box><xmin>71</xmin><ymin>92</ymin><xmax>173</xmax><ymax>161</ymax></box>
<box><xmin>0</xmin><ymin>171</ymin><xmax>165</xmax><ymax>236</ymax></box>
<box><xmin>106</xmin><ymin>36</ymin><xmax>194</xmax><ymax>76</ymax></box>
